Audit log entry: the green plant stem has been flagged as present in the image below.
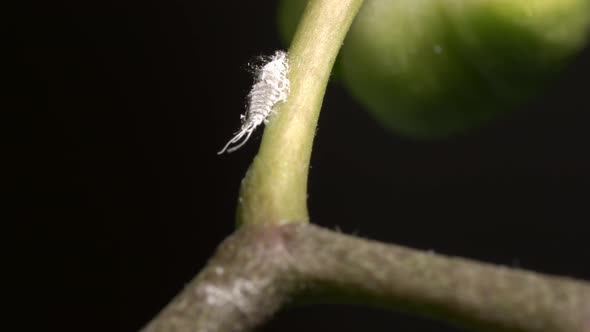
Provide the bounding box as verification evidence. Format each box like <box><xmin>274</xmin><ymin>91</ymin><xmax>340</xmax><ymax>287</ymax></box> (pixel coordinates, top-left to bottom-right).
<box><xmin>236</xmin><ymin>0</ymin><xmax>365</xmax><ymax>226</ymax></box>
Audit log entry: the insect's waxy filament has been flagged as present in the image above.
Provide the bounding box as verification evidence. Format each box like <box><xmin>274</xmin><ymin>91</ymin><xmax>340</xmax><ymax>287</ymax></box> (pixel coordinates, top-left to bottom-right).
<box><xmin>218</xmin><ymin>120</ymin><xmax>260</xmax><ymax>154</ymax></box>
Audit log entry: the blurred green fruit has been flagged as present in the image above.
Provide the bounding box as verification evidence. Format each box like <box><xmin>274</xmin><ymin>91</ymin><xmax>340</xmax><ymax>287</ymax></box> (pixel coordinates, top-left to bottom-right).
<box><xmin>278</xmin><ymin>0</ymin><xmax>590</xmax><ymax>138</ymax></box>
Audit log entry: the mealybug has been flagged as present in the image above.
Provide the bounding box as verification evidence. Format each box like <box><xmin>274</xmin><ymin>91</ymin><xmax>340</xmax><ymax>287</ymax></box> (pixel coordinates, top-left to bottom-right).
<box><xmin>218</xmin><ymin>50</ymin><xmax>290</xmax><ymax>154</ymax></box>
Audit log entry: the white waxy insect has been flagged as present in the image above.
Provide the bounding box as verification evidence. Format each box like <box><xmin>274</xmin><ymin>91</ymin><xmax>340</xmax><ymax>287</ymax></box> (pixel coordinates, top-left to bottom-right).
<box><xmin>218</xmin><ymin>50</ymin><xmax>290</xmax><ymax>154</ymax></box>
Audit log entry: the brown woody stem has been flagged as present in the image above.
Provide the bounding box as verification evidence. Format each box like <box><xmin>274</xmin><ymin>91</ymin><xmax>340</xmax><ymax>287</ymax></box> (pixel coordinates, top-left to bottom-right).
<box><xmin>142</xmin><ymin>224</ymin><xmax>590</xmax><ymax>332</ymax></box>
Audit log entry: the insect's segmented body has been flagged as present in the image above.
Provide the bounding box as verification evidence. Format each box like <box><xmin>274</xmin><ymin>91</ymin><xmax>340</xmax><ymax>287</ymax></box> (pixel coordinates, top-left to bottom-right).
<box><xmin>218</xmin><ymin>50</ymin><xmax>290</xmax><ymax>154</ymax></box>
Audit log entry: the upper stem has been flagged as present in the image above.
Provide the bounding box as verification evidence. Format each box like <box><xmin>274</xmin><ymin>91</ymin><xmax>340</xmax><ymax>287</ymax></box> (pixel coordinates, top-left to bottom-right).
<box><xmin>236</xmin><ymin>0</ymin><xmax>365</xmax><ymax>226</ymax></box>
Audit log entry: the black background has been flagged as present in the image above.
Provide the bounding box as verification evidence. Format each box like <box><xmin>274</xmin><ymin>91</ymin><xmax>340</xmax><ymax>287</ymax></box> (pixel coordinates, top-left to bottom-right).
<box><xmin>9</xmin><ymin>0</ymin><xmax>590</xmax><ymax>331</ymax></box>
